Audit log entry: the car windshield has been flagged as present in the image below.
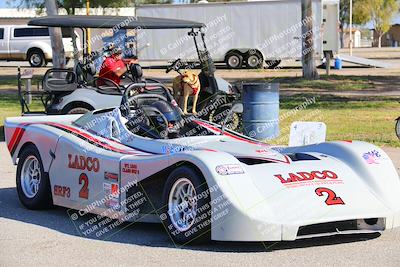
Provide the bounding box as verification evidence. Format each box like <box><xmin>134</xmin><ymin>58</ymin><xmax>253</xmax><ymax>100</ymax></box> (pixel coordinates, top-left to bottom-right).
<box><xmin>73</xmin><ymin>107</ymin><xmax>217</xmax><ymax>140</ymax></box>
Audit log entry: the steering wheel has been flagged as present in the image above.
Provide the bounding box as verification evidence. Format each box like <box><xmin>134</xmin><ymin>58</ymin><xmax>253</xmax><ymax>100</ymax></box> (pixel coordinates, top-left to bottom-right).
<box><xmin>166</xmin><ymin>58</ymin><xmax>183</xmax><ymax>73</ymax></box>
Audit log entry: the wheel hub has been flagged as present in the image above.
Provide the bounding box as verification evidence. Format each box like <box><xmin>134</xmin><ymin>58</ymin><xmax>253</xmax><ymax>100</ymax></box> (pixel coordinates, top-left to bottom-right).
<box><xmin>168</xmin><ymin>178</ymin><xmax>197</xmax><ymax>232</ymax></box>
<box><xmin>228</xmin><ymin>56</ymin><xmax>240</xmax><ymax>68</ymax></box>
<box><xmin>20</xmin><ymin>155</ymin><xmax>41</xmax><ymax>198</ymax></box>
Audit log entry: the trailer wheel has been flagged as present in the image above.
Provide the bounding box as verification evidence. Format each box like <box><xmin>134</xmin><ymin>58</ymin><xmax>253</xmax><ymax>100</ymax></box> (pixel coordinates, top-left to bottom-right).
<box><xmin>225</xmin><ymin>52</ymin><xmax>243</xmax><ymax>69</ymax></box>
<box><xmin>245</xmin><ymin>51</ymin><xmax>263</xmax><ymax>69</ymax></box>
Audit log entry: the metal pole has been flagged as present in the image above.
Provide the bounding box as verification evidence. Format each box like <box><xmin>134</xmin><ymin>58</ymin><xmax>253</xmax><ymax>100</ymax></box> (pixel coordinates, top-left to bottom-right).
<box><xmin>86</xmin><ymin>0</ymin><xmax>91</xmax><ymax>53</ymax></box>
<box><xmin>26</xmin><ymin>78</ymin><xmax>32</xmax><ymax>105</ymax></box>
<box><xmin>349</xmin><ymin>0</ymin><xmax>353</xmax><ymax>56</ymax></box>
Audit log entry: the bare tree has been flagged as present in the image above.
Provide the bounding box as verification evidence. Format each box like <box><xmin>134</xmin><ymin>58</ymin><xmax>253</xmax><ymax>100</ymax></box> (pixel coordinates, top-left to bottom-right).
<box><xmin>301</xmin><ymin>0</ymin><xmax>319</xmax><ymax>80</ymax></box>
<box><xmin>45</xmin><ymin>0</ymin><xmax>65</xmax><ymax>68</ymax></box>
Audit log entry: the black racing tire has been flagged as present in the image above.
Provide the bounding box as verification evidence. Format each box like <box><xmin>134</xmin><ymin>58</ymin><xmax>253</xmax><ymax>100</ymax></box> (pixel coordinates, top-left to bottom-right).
<box><xmin>396</xmin><ymin>118</ymin><xmax>400</xmax><ymax>139</ymax></box>
<box><xmin>162</xmin><ymin>166</ymin><xmax>211</xmax><ymax>244</ymax></box>
<box><xmin>225</xmin><ymin>52</ymin><xmax>243</xmax><ymax>69</ymax></box>
<box><xmin>28</xmin><ymin>49</ymin><xmax>46</xmax><ymax>67</ymax></box>
<box><xmin>245</xmin><ymin>50</ymin><xmax>263</xmax><ymax>69</ymax></box>
<box><xmin>16</xmin><ymin>144</ymin><xmax>53</xmax><ymax>210</ymax></box>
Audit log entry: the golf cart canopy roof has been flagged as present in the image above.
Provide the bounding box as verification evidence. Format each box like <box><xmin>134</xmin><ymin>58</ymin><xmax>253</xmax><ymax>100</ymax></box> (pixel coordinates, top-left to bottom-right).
<box><xmin>28</xmin><ymin>15</ymin><xmax>205</xmax><ymax>29</ymax></box>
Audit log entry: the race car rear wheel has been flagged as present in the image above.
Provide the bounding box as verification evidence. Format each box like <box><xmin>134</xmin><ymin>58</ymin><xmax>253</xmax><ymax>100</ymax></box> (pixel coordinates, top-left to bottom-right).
<box><xmin>162</xmin><ymin>166</ymin><xmax>211</xmax><ymax>244</ymax></box>
<box><xmin>16</xmin><ymin>145</ymin><xmax>53</xmax><ymax>209</ymax></box>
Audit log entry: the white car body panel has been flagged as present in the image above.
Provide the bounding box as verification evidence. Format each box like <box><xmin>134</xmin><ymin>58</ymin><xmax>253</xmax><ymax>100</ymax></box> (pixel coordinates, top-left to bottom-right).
<box><xmin>53</xmin><ymin>88</ymin><xmax>122</xmax><ymax>112</ymax></box>
<box><xmin>5</xmin><ymin>109</ymin><xmax>400</xmax><ymax>241</ymax></box>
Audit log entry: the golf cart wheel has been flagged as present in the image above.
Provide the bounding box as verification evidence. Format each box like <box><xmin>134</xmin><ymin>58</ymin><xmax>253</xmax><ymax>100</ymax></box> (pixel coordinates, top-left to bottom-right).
<box><xmin>162</xmin><ymin>166</ymin><xmax>211</xmax><ymax>244</ymax></box>
<box><xmin>225</xmin><ymin>52</ymin><xmax>243</xmax><ymax>69</ymax></box>
<box><xmin>67</xmin><ymin>107</ymin><xmax>91</xmax><ymax>114</ymax></box>
<box><xmin>209</xmin><ymin>104</ymin><xmax>241</xmax><ymax>132</ymax></box>
<box><xmin>245</xmin><ymin>51</ymin><xmax>263</xmax><ymax>69</ymax></box>
<box><xmin>62</xmin><ymin>102</ymin><xmax>94</xmax><ymax>115</ymax></box>
<box><xmin>16</xmin><ymin>144</ymin><xmax>53</xmax><ymax>210</ymax></box>
<box><xmin>28</xmin><ymin>49</ymin><xmax>46</xmax><ymax>67</ymax></box>
<box><xmin>396</xmin><ymin>119</ymin><xmax>400</xmax><ymax>139</ymax></box>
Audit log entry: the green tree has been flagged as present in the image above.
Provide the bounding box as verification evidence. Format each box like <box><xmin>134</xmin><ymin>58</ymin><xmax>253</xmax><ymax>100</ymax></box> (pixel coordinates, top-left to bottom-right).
<box><xmin>301</xmin><ymin>0</ymin><xmax>319</xmax><ymax>80</ymax></box>
<box><xmin>9</xmin><ymin>1</ymin><xmax>132</xmax><ymax>14</ymax></box>
<box><xmin>367</xmin><ymin>0</ymin><xmax>398</xmax><ymax>48</ymax></box>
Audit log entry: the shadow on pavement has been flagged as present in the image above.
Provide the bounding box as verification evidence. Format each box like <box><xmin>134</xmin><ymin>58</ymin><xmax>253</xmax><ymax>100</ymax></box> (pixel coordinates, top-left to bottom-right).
<box><xmin>0</xmin><ymin>186</ymin><xmax>380</xmax><ymax>253</ymax></box>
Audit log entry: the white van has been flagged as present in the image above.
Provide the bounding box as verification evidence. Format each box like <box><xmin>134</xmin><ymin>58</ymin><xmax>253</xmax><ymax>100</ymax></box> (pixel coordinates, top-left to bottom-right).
<box><xmin>0</xmin><ymin>25</ymin><xmax>80</xmax><ymax>67</ymax></box>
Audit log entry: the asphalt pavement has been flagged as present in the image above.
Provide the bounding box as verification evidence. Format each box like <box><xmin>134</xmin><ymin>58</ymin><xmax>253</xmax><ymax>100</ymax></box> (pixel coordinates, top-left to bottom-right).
<box><xmin>1</xmin><ymin>143</ymin><xmax>400</xmax><ymax>267</ymax></box>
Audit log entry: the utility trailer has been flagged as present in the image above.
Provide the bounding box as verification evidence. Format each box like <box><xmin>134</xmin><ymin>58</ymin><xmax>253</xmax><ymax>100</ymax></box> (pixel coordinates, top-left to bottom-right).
<box><xmin>135</xmin><ymin>0</ymin><xmax>339</xmax><ymax>69</ymax></box>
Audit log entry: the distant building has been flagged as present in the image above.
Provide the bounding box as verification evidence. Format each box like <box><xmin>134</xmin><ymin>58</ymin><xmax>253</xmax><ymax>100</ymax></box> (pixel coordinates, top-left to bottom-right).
<box><xmin>373</xmin><ymin>24</ymin><xmax>400</xmax><ymax>47</ymax></box>
<box><xmin>343</xmin><ymin>28</ymin><xmax>361</xmax><ymax>48</ymax></box>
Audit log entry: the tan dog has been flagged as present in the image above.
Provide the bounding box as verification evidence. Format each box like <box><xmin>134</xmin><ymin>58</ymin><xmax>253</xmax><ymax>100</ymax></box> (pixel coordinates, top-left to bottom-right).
<box><xmin>172</xmin><ymin>70</ymin><xmax>201</xmax><ymax>114</ymax></box>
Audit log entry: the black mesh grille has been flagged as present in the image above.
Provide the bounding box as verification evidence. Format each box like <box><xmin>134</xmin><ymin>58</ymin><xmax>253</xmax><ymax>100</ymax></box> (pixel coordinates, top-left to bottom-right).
<box><xmin>297</xmin><ymin>220</ymin><xmax>358</xmax><ymax>236</ymax></box>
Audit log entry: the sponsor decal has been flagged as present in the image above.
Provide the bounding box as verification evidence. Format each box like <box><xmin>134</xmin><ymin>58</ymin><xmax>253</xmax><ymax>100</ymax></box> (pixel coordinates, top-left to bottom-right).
<box><xmin>274</xmin><ymin>170</ymin><xmax>339</xmax><ymax>184</ymax></box>
<box><xmin>54</xmin><ymin>185</ymin><xmax>71</xmax><ymax>198</ymax></box>
<box><xmin>68</xmin><ymin>154</ymin><xmax>100</xmax><ymax>172</ymax></box>
<box><xmin>104</xmin><ymin>172</ymin><xmax>118</xmax><ymax>181</ymax></box>
<box><xmin>215</xmin><ymin>164</ymin><xmax>244</xmax><ymax>175</ymax></box>
<box><xmin>362</xmin><ymin>150</ymin><xmax>381</xmax><ymax>164</ymax></box>
<box><xmin>122</xmin><ymin>163</ymin><xmax>139</xmax><ymax>174</ymax></box>
<box><xmin>103</xmin><ymin>182</ymin><xmax>120</xmax><ymax>210</ymax></box>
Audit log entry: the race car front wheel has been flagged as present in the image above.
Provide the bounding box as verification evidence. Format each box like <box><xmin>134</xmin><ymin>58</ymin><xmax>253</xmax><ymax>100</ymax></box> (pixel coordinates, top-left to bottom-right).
<box><xmin>162</xmin><ymin>166</ymin><xmax>211</xmax><ymax>244</ymax></box>
<box><xmin>16</xmin><ymin>144</ymin><xmax>53</xmax><ymax>209</ymax></box>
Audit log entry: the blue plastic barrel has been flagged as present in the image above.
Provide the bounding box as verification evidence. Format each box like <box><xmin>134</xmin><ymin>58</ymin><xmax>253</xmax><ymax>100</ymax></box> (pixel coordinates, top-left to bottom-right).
<box><xmin>242</xmin><ymin>83</ymin><xmax>279</xmax><ymax>140</ymax></box>
<box><xmin>334</xmin><ymin>57</ymin><xmax>342</xmax><ymax>69</ymax></box>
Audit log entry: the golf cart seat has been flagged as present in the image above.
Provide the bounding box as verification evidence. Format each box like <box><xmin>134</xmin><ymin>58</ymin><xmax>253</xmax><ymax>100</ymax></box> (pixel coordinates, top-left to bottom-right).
<box><xmin>42</xmin><ymin>68</ymin><xmax>78</xmax><ymax>92</ymax></box>
<box><xmin>94</xmin><ymin>77</ymin><xmax>123</xmax><ymax>95</ymax></box>
<box><xmin>75</xmin><ymin>61</ymin><xmax>96</xmax><ymax>86</ymax></box>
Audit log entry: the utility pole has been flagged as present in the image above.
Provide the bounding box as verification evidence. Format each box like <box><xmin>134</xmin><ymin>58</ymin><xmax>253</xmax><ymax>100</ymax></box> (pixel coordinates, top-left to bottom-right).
<box><xmin>45</xmin><ymin>0</ymin><xmax>65</xmax><ymax>68</ymax></box>
<box><xmin>349</xmin><ymin>0</ymin><xmax>353</xmax><ymax>55</ymax></box>
<box><xmin>301</xmin><ymin>0</ymin><xmax>319</xmax><ymax>79</ymax></box>
<box><xmin>86</xmin><ymin>0</ymin><xmax>91</xmax><ymax>54</ymax></box>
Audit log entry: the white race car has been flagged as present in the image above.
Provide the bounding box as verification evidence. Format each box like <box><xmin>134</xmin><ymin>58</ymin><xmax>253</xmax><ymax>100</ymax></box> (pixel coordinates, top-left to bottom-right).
<box><xmin>5</xmin><ymin>86</ymin><xmax>400</xmax><ymax>243</ymax></box>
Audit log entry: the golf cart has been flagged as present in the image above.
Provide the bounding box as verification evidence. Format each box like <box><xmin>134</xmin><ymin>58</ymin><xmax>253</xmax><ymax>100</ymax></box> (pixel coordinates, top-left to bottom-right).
<box><xmin>19</xmin><ymin>15</ymin><xmax>240</xmax><ymax>129</ymax></box>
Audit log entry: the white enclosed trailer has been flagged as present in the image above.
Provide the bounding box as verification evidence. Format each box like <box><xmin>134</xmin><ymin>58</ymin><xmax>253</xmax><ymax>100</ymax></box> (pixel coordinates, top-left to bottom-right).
<box><xmin>136</xmin><ymin>0</ymin><xmax>339</xmax><ymax>69</ymax></box>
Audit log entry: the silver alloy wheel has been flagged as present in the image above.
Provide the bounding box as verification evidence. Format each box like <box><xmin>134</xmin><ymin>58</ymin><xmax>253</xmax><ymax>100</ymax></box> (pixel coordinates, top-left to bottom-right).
<box><xmin>168</xmin><ymin>178</ymin><xmax>197</xmax><ymax>232</ymax></box>
<box><xmin>30</xmin><ymin>54</ymin><xmax>41</xmax><ymax>66</ymax></box>
<box><xmin>247</xmin><ymin>55</ymin><xmax>260</xmax><ymax>68</ymax></box>
<box><xmin>20</xmin><ymin>155</ymin><xmax>41</xmax><ymax>198</ymax></box>
<box><xmin>228</xmin><ymin>55</ymin><xmax>240</xmax><ymax>68</ymax></box>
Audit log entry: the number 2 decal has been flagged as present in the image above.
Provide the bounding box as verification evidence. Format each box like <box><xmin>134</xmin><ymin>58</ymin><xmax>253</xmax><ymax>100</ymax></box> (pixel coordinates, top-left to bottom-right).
<box><xmin>79</xmin><ymin>173</ymin><xmax>89</xmax><ymax>199</ymax></box>
<box><xmin>315</xmin><ymin>187</ymin><xmax>345</xmax><ymax>205</ymax></box>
